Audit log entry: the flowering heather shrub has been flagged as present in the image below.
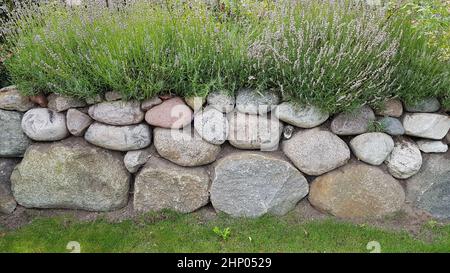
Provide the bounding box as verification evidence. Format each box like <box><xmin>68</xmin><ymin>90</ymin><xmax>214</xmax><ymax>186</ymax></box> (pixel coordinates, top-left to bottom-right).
<box><xmin>1</xmin><ymin>0</ymin><xmax>449</xmax><ymax>113</ymax></box>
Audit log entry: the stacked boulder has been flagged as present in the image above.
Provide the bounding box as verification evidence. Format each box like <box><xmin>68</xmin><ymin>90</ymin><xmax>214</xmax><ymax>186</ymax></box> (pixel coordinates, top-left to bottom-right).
<box><xmin>2</xmin><ymin>85</ymin><xmax>450</xmax><ymax>221</ymax></box>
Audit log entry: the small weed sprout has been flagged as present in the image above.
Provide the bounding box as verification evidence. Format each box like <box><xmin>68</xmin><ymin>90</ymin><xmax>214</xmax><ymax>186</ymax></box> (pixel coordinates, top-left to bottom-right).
<box><xmin>213</xmin><ymin>226</ymin><xmax>231</xmax><ymax>241</ymax></box>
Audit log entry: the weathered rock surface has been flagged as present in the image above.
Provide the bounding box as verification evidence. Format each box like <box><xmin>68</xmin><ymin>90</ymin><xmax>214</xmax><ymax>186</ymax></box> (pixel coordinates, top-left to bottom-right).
<box><xmin>282</xmin><ymin>128</ymin><xmax>350</xmax><ymax>175</ymax></box>
<box><xmin>405</xmin><ymin>98</ymin><xmax>440</xmax><ymax>113</ymax></box>
<box><xmin>206</xmin><ymin>91</ymin><xmax>235</xmax><ymax>113</ymax></box>
<box><xmin>349</xmin><ymin>133</ymin><xmax>394</xmax><ymax>165</ymax></box>
<box><xmin>85</xmin><ymin>94</ymin><xmax>103</xmax><ymax>105</ymax></box>
<box><xmin>0</xmin><ymin>86</ymin><xmax>35</xmax><ymax>112</ymax></box>
<box><xmin>309</xmin><ymin>163</ymin><xmax>405</xmax><ymax>219</ymax></box>
<box><xmin>88</xmin><ymin>101</ymin><xmax>144</xmax><ymax>125</ymax></box>
<box><xmin>403</xmin><ymin>113</ymin><xmax>450</xmax><ymax>140</ymax></box>
<box><xmin>194</xmin><ymin>107</ymin><xmax>229</xmax><ymax>145</ymax></box>
<box><xmin>124</xmin><ymin>148</ymin><xmax>152</xmax><ymax>173</ymax></box>
<box><xmin>10</xmin><ymin>138</ymin><xmax>130</xmax><ymax>211</ymax></box>
<box><xmin>185</xmin><ymin>96</ymin><xmax>206</xmax><ymax>112</ymax></box>
<box><xmin>141</xmin><ymin>96</ymin><xmax>162</xmax><ymax>111</ymax></box>
<box><xmin>417</xmin><ymin>140</ymin><xmax>448</xmax><ymax>153</ymax></box>
<box><xmin>331</xmin><ymin>106</ymin><xmax>376</xmax><ymax>135</ymax></box>
<box><xmin>104</xmin><ymin>91</ymin><xmax>122</xmax><ymax>101</ymax></box>
<box><xmin>375</xmin><ymin>99</ymin><xmax>403</xmax><ymax>117</ymax></box>
<box><xmin>47</xmin><ymin>93</ymin><xmax>87</xmax><ymax>112</ymax></box>
<box><xmin>379</xmin><ymin>117</ymin><xmax>405</xmax><ymax>136</ymax></box>
<box><xmin>0</xmin><ymin>109</ymin><xmax>32</xmax><ymax>157</ymax></box>
<box><xmin>210</xmin><ymin>152</ymin><xmax>309</xmax><ymax>217</ymax></box>
<box><xmin>21</xmin><ymin>108</ymin><xmax>69</xmax><ymax>141</ymax></box>
<box><xmin>235</xmin><ymin>88</ymin><xmax>279</xmax><ymax>114</ymax></box>
<box><xmin>134</xmin><ymin>156</ymin><xmax>209</xmax><ymax>213</ymax></box>
<box><xmin>145</xmin><ymin>97</ymin><xmax>193</xmax><ymax>128</ymax></box>
<box><xmin>228</xmin><ymin>111</ymin><xmax>283</xmax><ymax>151</ymax></box>
<box><xmin>85</xmin><ymin>122</ymin><xmax>151</xmax><ymax>151</ymax></box>
<box><xmin>407</xmin><ymin>152</ymin><xmax>450</xmax><ymax>219</ymax></box>
<box><xmin>274</xmin><ymin>102</ymin><xmax>329</xmax><ymax>128</ymax></box>
<box><xmin>0</xmin><ymin>158</ymin><xmax>19</xmax><ymax>214</ymax></box>
<box><xmin>384</xmin><ymin>137</ymin><xmax>422</xmax><ymax>179</ymax></box>
<box><xmin>66</xmin><ymin>108</ymin><xmax>93</xmax><ymax>136</ymax></box>
<box><xmin>153</xmin><ymin>128</ymin><xmax>221</xmax><ymax>166</ymax></box>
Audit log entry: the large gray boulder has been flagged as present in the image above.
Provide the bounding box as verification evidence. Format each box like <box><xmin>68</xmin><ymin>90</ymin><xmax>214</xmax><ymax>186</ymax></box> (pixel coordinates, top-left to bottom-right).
<box><xmin>0</xmin><ymin>158</ymin><xmax>19</xmax><ymax>214</ymax></box>
<box><xmin>235</xmin><ymin>88</ymin><xmax>279</xmax><ymax>114</ymax></box>
<box><xmin>407</xmin><ymin>152</ymin><xmax>450</xmax><ymax>219</ymax></box>
<box><xmin>210</xmin><ymin>152</ymin><xmax>309</xmax><ymax>217</ymax></box>
<box><xmin>84</xmin><ymin>122</ymin><xmax>151</xmax><ymax>151</ymax></box>
<box><xmin>228</xmin><ymin>111</ymin><xmax>283</xmax><ymax>151</ymax></box>
<box><xmin>10</xmin><ymin>138</ymin><xmax>130</xmax><ymax>211</ymax></box>
<box><xmin>309</xmin><ymin>162</ymin><xmax>405</xmax><ymax>219</ymax></box>
<box><xmin>134</xmin><ymin>156</ymin><xmax>210</xmax><ymax>213</ymax></box>
<box><xmin>0</xmin><ymin>109</ymin><xmax>32</xmax><ymax>157</ymax></box>
<box><xmin>331</xmin><ymin>106</ymin><xmax>376</xmax><ymax>135</ymax></box>
<box><xmin>282</xmin><ymin>128</ymin><xmax>350</xmax><ymax>175</ymax></box>
<box><xmin>21</xmin><ymin>108</ymin><xmax>69</xmax><ymax>141</ymax></box>
<box><xmin>88</xmin><ymin>100</ymin><xmax>144</xmax><ymax>125</ymax></box>
<box><xmin>403</xmin><ymin>113</ymin><xmax>450</xmax><ymax>140</ymax></box>
<box><xmin>274</xmin><ymin>102</ymin><xmax>329</xmax><ymax>128</ymax></box>
<box><xmin>0</xmin><ymin>86</ymin><xmax>35</xmax><ymax>112</ymax></box>
<box><xmin>349</xmin><ymin>132</ymin><xmax>394</xmax><ymax>165</ymax></box>
<box><xmin>153</xmin><ymin>128</ymin><xmax>221</xmax><ymax>167</ymax></box>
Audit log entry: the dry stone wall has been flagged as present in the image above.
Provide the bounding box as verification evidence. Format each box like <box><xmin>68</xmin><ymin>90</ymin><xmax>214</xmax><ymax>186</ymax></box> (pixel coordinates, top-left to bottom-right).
<box><xmin>2</xmin><ymin>85</ymin><xmax>450</xmax><ymax>220</ymax></box>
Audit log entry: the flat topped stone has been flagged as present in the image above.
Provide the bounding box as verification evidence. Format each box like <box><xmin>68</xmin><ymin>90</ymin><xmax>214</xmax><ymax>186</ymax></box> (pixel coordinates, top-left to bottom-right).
<box><xmin>0</xmin><ymin>85</ymin><xmax>35</xmax><ymax>112</ymax></box>
<box><xmin>134</xmin><ymin>156</ymin><xmax>210</xmax><ymax>213</ymax></box>
<box><xmin>331</xmin><ymin>106</ymin><xmax>376</xmax><ymax>135</ymax></box>
<box><xmin>235</xmin><ymin>88</ymin><xmax>279</xmax><ymax>114</ymax></box>
<box><xmin>145</xmin><ymin>97</ymin><xmax>193</xmax><ymax>128</ymax></box>
<box><xmin>21</xmin><ymin>108</ymin><xmax>69</xmax><ymax>141</ymax></box>
<box><xmin>416</xmin><ymin>140</ymin><xmax>448</xmax><ymax>153</ymax></box>
<box><xmin>88</xmin><ymin>100</ymin><xmax>144</xmax><ymax>125</ymax></box>
<box><xmin>282</xmin><ymin>128</ymin><xmax>350</xmax><ymax>175</ymax></box>
<box><xmin>47</xmin><ymin>93</ymin><xmax>87</xmax><ymax>112</ymax></box>
<box><xmin>403</xmin><ymin>113</ymin><xmax>450</xmax><ymax>140</ymax></box>
<box><xmin>309</xmin><ymin>162</ymin><xmax>405</xmax><ymax>219</ymax></box>
<box><xmin>210</xmin><ymin>152</ymin><xmax>309</xmax><ymax>217</ymax></box>
<box><xmin>274</xmin><ymin>102</ymin><xmax>329</xmax><ymax>128</ymax></box>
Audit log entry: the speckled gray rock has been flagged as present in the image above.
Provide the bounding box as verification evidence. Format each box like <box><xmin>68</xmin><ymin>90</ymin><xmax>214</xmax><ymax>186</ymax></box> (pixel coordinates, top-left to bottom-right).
<box><xmin>141</xmin><ymin>96</ymin><xmax>163</xmax><ymax>111</ymax></box>
<box><xmin>66</xmin><ymin>108</ymin><xmax>93</xmax><ymax>136</ymax></box>
<box><xmin>47</xmin><ymin>93</ymin><xmax>87</xmax><ymax>112</ymax></box>
<box><xmin>88</xmin><ymin>100</ymin><xmax>144</xmax><ymax>125</ymax></box>
<box><xmin>124</xmin><ymin>148</ymin><xmax>152</xmax><ymax>173</ymax></box>
<box><xmin>194</xmin><ymin>107</ymin><xmax>229</xmax><ymax>145</ymax></box>
<box><xmin>11</xmin><ymin>138</ymin><xmax>130</xmax><ymax>211</ymax></box>
<box><xmin>309</xmin><ymin>162</ymin><xmax>405</xmax><ymax>219</ymax></box>
<box><xmin>228</xmin><ymin>111</ymin><xmax>283</xmax><ymax>151</ymax></box>
<box><xmin>104</xmin><ymin>91</ymin><xmax>122</xmax><ymax>101</ymax></box>
<box><xmin>403</xmin><ymin>113</ymin><xmax>450</xmax><ymax>140</ymax></box>
<box><xmin>0</xmin><ymin>110</ymin><xmax>32</xmax><ymax>157</ymax></box>
<box><xmin>0</xmin><ymin>158</ymin><xmax>19</xmax><ymax>214</ymax></box>
<box><xmin>379</xmin><ymin>117</ymin><xmax>405</xmax><ymax>136</ymax></box>
<box><xmin>350</xmin><ymin>133</ymin><xmax>394</xmax><ymax>165</ymax></box>
<box><xmin>274</xmin><ymin>102</ymin><xmax>329</xmax><ymax>128</ymax></box>
<box><xmin>405</xmin><ymin>98</ymin><xmax>440</xmax><ymax>113</ymax></box>
<box><xmin>282</xmin><ymin>128</ymin><xmax>350</xmax><ymax>175</ymax></box>
<box><xmin>235</xmin><ymin>88</ymin><xmax>279</xmax><ymax>114</ymax></box>
<box><xmin>153</xmin><ymin>128</ymin><xmax>221</xmax><ymax>167</ymax></box>
<box><xmin>331</xmin><ymin>106</ymin><xmax>376</xmax><ymax>135</ymax></box>
<box><xmin>375</xmin><ymin>99</ymin><xmax>403</xmax><ymax>117</ymax></box>
<box><xmin>407</xmin><ymin>152</ymin><xmax>450</xmax><ymax>219</ymax></box>
<box><xmin>206</xmin><ymin>91</ymin><xmax>235</xmax><ymax>113</ymax></box>
<box><xmin>21</xmin><ymin>108</ymin><xmax>69</xmax><ymax>141</ymax></box>
<box><xmin>210</xmin><ymin>152</ymin><xmax>309</xmax><ymax>217</ymax></box>
<box><xmin>0</xmin><ymin>86</ymin><xmax>35</xmax><ymax>112</ymax></box>
<box><xmin>85</xmin><ymin>122</ymin><xmax>151</xmax><ymax>151</ymax></box>
<box><xmin>417</xmin><ymin>140</ymin><xmax>448</xmax><ymax>153</ymax></box>
<box><xmin>384</xmin><ymin>137</ymin><xmax>422</xmax><ymax>179</ymax></box>
<box><xmin>134</xmin><ymin>156</ymin><xmax>209</xmax><ymax>213</ymax></box>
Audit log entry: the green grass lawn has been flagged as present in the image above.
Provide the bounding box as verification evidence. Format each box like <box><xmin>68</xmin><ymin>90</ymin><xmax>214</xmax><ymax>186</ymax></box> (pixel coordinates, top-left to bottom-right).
<box><xmin>1</xmin><ymin>210</ymin><xmax>450</xmax><ymax>253</ymax></box>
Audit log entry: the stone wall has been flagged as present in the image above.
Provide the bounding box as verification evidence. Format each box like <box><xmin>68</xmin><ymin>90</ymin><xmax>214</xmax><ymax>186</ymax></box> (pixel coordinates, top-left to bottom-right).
<box><xmin>1</xmin><ymin>86</ymin><xmax>450</xmax><ymax>219</ymax></box>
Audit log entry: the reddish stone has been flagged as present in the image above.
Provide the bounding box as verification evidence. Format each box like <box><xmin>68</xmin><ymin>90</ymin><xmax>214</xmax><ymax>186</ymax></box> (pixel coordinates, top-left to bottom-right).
<box><xmin>145</xmin><ymin>97</ymin><xmax>193</xmax><ymax>129</ymax></box>
<box><xmin>29</xmin><ymin>94</ymin><xmax>48</xmax><ymax>107</ymax></box>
